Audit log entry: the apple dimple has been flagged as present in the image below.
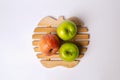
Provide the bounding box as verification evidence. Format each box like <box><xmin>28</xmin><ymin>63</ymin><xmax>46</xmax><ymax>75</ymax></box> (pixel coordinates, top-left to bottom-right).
<box><xmin>65</xmin><ymin>28</ymin><xmax>69</xmax><ymax>33</ymax></box>
<box><xmin>66</xmin><ymin>51</ymin><xmax>73</xmax><ymax>56</ymax></box>
<box><xmin>49</xmin><ymin>49</ymin><xmax>53</xmax><ymax>52</ymax></box>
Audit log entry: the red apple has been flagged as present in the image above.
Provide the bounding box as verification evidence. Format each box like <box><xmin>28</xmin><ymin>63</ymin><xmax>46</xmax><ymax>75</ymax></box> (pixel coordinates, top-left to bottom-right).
<box><xmin>39</xmin><ymin>34</ymin><xmax>59</xmax><ymax>56</ymax></box>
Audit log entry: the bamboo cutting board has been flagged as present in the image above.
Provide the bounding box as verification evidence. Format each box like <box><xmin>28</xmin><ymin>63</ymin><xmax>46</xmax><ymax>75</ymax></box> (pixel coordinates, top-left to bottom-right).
<box><xmin>32</xmin><ymin>16</ymin><xmax>89</xmax><ymax>68</ymax></box>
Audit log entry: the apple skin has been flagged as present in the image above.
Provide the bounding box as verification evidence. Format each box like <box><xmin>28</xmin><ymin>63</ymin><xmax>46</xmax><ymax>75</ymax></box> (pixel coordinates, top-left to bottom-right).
<box><xmin>57</xmin><ymin>20</ymin><xmax>77</xmax><ymax>41</ymax></box>
<box><xmin>59</xmin><ymin>42</ymin><xmax>79</xmax><ymax>62</ymax></box>
<box><xmin>39</xmin><ymin>34</ymin><xmax>59</xmax><ymax>56</ymax></box>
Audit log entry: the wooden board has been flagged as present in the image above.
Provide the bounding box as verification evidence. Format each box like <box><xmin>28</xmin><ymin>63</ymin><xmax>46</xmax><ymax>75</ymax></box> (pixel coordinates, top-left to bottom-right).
<box><xmin>32</xmin><ymin>16</ymin><xmax>89</xmax><ymax>68</ymax></box>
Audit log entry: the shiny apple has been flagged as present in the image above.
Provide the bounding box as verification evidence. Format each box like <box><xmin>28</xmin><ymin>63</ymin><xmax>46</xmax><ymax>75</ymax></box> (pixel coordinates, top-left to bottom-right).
<box><xmin>39</xmin><ymin>34</ymin><xmax>59</xmax><ymax>56</ymax></box>
<box><xmin>57</xmin><ymin>20</ymin><xmax>77</xmax><ymax>40</ymax></box>
<box><xmin>59</xmin><ymin>42</ymin><xmax>79</xmax><ymax>62</ymax></box>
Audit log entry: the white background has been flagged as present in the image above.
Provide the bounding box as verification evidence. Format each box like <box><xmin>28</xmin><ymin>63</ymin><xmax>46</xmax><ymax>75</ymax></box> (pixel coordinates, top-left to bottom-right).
<box><xmin>0</xmin><ymin>0</ymin><xmax>120</xmax><ymax>80</ymax></box>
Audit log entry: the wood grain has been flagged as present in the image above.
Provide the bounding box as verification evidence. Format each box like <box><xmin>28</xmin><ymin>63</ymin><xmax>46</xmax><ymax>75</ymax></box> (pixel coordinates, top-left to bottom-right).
<box><xmin>34</xmin><ymin>47</ymin><xmax>87</xmax><ymax>52</ymax></box>
<box><xmin>37</xmin><ymin>53</ymin><xmax>84</xmax><ymax>59</ymax></box>
<box><xmin>40</xmin><ymin>60</ymin><xmax>79</xmax><ymax>68</ymax></box>
<box><xmin>34</xmin><ymin>27</ymin><xmax>88</xmax><ymax>32</ymax></box>
<box><xmin>38</xmin><ymin>16</ymin><xmax>65</xmax><ymax>27</ymax></box>
<box><xmin>32</xmin><ymin>34</ymin><xmax>89</xmax><ymax>39</ymax></box>
<box><xmin>32</xmin><ymin>40</ymin><xmax>89</xmax><ymax>46</ymax></box>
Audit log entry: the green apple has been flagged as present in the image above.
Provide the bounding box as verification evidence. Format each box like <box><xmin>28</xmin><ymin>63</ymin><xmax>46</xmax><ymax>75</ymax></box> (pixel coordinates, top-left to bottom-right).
<box><xmin>59</xmin><ymin>42</ymin><xmax>79</xmax><ymax>62</ymax></box>
<box><xmin>57</xmin><ymin>20</ymin><xmax>77</xmax><ymax>40</ymax></box>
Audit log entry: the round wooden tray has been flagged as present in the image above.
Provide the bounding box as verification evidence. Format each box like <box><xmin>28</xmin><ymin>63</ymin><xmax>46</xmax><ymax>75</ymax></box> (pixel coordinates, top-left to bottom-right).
<box><xmin>32</xmin><ymin>16</ymin><xmax>89</xmax><ymax>68</ymax></box>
